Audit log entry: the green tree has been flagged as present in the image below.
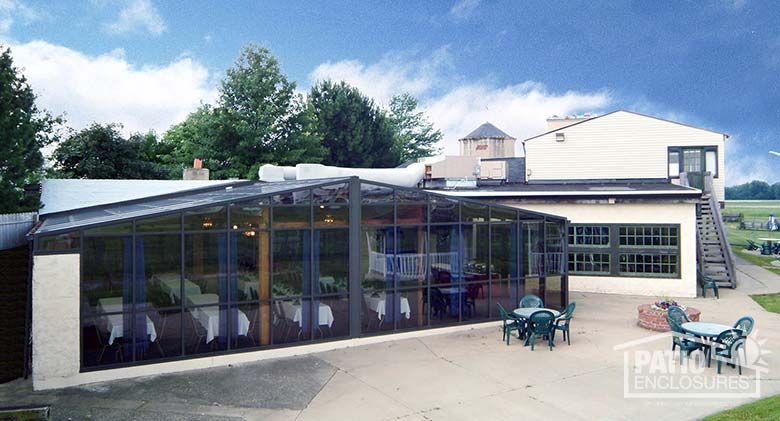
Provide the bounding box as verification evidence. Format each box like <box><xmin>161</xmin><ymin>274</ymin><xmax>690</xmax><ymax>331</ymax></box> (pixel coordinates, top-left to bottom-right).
<box><xmin>308</xmin><ymin>80</ymin><xmax>399</xmax><ymax>168</ymax></box>
<box><xmin>50</xmin><ymin>124</ymin><xmax>172</xmax><ymax>179</ymax></box>
<box><xmin>0</xmin><ymin>46</ymin><xmax>60</xmax><ymax>212</ymax></box>
<box><xmin>165</xmin><ymin>44</ymin><xmax>325</xmax><ymax>179</ymax></box>
<box><xmin>388</xmin><ymin>93</ymin><xmax>442</xmax><ymax>162</ymax></box>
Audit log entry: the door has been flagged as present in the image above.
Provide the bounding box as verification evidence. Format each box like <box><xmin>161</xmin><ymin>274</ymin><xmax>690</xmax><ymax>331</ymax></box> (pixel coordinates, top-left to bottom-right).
<box><xmin>681</xmin><ymin>148</ymin><xmax>705</xmax><ymax>190</ymax></box>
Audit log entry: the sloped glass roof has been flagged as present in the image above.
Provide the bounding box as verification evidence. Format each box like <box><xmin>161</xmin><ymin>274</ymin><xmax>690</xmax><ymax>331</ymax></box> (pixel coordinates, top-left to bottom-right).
<box><xmin>34</xmin><ymin>178</ymin><xmax>351</xmax><ymax>236</ymax></box>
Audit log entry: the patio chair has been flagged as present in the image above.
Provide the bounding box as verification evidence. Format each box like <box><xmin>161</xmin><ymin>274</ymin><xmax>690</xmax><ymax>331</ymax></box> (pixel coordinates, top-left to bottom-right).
<box><xmin>697</xmin><ymin>271</ymin><xmax>719</xmax><ymax>299</ymax></box>
<box><xmin>706</xmin><ymin>329</ymin><xmax>745</xmax><ymax>375</ymax></box>
<box><xmin>525</xmin><ymin>310</ymin><xmax>556</xmax><ymax>351</ymax></box>
<box><xmin>667</xmin><ymin>315</ymin><xmax>704</xmax><ymax>365</ymax></box>
<box><xmin>497</xmin><ymin>303</ymin><xmax>524</xmax><ymax>345</ymax></box>
<box><xmin>733</xmin><ymin>316</ymin><xmax>754</xmax><ymax>336</ymax></box>
<box><xmin>519</xmin><ymin>294</ymin><xmax>543</xmax><ymax>308</ymax></box>
<box><xmin>92</xmin><ymin>315</ymin><xmax>123</xmax><ymax>364</ymax></box>
<box><xmin>553</xmin><ymin>301</ymin><xmax>576</xmax><ymax>345</ymax></box>
<box><xmin>745</xmin><ymin>239</ymin><xmax>759</xmax><ymax>251</ymax></box>
<box><xmin>430</xmin><ymin>288</ymin><xmax>449</xmax><ymax>320</ymax></box>
<box><xmin>666</xmin><ymin>305</ymin><xmax>691</xmax><ymax>327</ymax></box>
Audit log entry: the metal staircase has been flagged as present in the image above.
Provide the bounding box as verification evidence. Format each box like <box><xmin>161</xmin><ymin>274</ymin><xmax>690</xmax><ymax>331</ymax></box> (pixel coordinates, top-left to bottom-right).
<box><xmin>693</xmin><ymin>175</ymin><xmax>737</xmax><ymax>288</ymax></box>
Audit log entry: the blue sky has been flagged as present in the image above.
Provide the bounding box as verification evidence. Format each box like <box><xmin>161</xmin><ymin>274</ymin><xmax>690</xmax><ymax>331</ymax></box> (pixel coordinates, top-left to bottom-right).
<box><xmin>2</xmin><ymin>0</ymin><xmax>779</xmax><ymax>184</ymax></box>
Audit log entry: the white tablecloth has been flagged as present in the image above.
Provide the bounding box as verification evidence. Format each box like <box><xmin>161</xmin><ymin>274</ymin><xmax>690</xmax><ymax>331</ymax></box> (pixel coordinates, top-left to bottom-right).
<box><xmin>280</xmin><ymin>301</ymin><xmax>334</xmax><ymax>327</ymax></box>
<box><xmin>157</xmin><ymin>274</ymin><xmax>201</xmax><ymax>303</ymax></box>
<box><xmin>97</xmin><ymin>297</ymin><xmax>157</xmax><ymax>345</ymax></box>
<box><xmin>364</xmin><ymin>293</ymin><xmax>411</xmax><ymax>320</ymax></box>
<box><xmin>188</xmin><ymin>293</ymin><xmax>250</xmax><ymax>343</ymax></box>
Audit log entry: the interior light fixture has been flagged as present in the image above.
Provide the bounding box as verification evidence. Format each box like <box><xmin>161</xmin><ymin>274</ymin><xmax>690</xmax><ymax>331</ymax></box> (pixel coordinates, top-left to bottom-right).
<box><xmin>202</xmin><ymin>217</ymin><xmax>214</xmax><ymax>229</ymax></box>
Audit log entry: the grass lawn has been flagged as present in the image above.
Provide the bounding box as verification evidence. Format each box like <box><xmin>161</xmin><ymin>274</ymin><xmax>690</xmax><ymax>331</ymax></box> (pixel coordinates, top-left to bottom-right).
<box><xmin>750</xmin><ymin>293</ymin><xmax>780</xmax><ymax>314</ymax></box>
<box><xmin>701</xmin><ymin>395</ymin><xmax>780</xmax><ymax>420</ymax></box>
<box><xmin>724</xmin><ymin>200</ymin><xmax>780</xmax><ymax>276</ymax></box>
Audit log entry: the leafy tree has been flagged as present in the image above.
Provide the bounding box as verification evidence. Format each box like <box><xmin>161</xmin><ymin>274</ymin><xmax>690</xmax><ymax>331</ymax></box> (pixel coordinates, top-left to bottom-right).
<box><xmin>165</xmin><ymin>44</ymin><xmax>325</xmax><ymax>179</ymax></box>
<box><xmin>0</xmin><ymin>46</ymin><xmax>60</xmax><ymax>212</ymax></box>
<box><xmin>50</xmin><ymin>124</ymin><xmax>172</xmax><ymax>179</ymax></box>
<box><xmin>308</xmin><ymin>80</ymin><xmax>399</xmax><ymax>168</ymax></box>
<box><xmin>388</xmin><ymin>93</ymin><xmax>442</xmax><ymax>162</ymax></box>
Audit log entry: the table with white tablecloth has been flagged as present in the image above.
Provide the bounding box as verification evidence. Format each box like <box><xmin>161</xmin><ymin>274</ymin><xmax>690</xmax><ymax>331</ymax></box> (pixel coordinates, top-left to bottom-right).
<box><xmin>280</xmin><ymin>301</ymin><xmax>334</xmax><ymax>327</ymax></box>
<box><xmin>156</xmin><ymin>274</ymin><xmax>201</xmax><ymax>304</ymax></box>
<box><xmin>364</xmin><ymin>293</ymin><xmax>411</xmax><ymax>320</ymax></box>
<box><xmin>187</xmin><ymin>293</ymin><xmax>250</xmax><ymax>343</ymax></box>
<box><xmin>97</xmin><ymin>297</ymin><xmax>157</xmax><ymax>345</ymax></box>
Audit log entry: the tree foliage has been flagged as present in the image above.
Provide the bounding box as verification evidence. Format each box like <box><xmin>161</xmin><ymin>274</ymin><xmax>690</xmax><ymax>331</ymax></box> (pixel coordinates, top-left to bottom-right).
<box><xmin>165</xmin><ymin>44</ymin><xmax>325</xmax><ymax>179</ymax></box>
<box><xmin>0</xmin><ymin>46</ymin><xmax>60</xmax><ymax>212</ymax></box>
<box><xmin>308</xmin><ymin>80</ymin><xmax>399</xmax><ymax>168</ymax></box>
<box><xmin>726</xmin><ymin>180</ymin><xmax>780</xmax><ymax>200</ymax></box>
<box><xmin>388</xmin><ymin>93</ymin><xmax>442</xmax><ymax>162</ymax></box>
<box><xmin>50</xmin><ymin>124</ymin><xmax>173</xmax><ymax>179</ymax></box>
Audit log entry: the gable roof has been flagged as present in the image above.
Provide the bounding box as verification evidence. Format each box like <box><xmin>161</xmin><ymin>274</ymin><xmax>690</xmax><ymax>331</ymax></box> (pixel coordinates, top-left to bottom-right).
<box><xmin>523</xmin><ymin>110</ymin><xmax>730</xmax><ymax>142</ymax></box>
<box><xmin>460</xmin><ymin>122</ymin><xmax>516</xmax><ymax>140</ymax></box>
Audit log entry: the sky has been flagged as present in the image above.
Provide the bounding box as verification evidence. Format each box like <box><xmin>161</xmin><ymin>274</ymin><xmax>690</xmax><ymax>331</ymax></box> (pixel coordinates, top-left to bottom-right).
<box><xmin>1</xmin><ymin>0</ymin><xmax>779</xmax><ymax>185</ymax></box>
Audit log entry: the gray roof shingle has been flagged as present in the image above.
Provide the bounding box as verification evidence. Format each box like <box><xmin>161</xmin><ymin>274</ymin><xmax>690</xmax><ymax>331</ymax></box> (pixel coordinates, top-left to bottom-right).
<box><xmin>460</xmin><ymin>122</ymin><xmax>515</xmax><ymax>140</ymax></box>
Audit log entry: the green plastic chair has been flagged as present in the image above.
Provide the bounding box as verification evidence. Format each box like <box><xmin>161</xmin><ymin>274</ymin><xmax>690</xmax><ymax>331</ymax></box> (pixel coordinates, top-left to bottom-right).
<box><xmin>525</xmin><ymin>310</ymin><xmax>556</xmax><ymax>351</ymax></box>
<box><xmin>733</xmin><ymin>316</ymin><xmax>754</xmax><ymax>336</ymax></box>
<box><xmin>497</xmin><ymin>303</ymin><xmax>524</xmax><ymax>345</ymax></box>
<box><xmin>519</xmin><ymin>294</ymin><xmax>543</xmax><ymax>308</ymax></box>
<box><xmin>697</xmin><ymin>271</ymin><xmax>719</xmax><ymax>299</ymax></box>
<box><xmin>553</xmin><ymin>301</ymin><xmax>576</xmax><ymax>345</ymax></box>
<box><xmin>667</xmin><ymin>315</ymin><xmax>704</xmax><ymax>365</ymax></box>
<box><xmin>666</xmin><ymin>305</ymin><xmax>691</xmax><ymax>327</ymax></box>
<box><xmin>707</xmin><ymin>328</ymin><xmax>745</xmax><ymax>375</ymax></box>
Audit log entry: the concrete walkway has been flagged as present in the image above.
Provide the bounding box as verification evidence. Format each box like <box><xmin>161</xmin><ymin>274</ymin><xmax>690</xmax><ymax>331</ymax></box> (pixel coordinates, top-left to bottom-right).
<box><xmin>2</xmin><ymin>262</ymin><xmax>779</xmax><ymax>420</ymax></box>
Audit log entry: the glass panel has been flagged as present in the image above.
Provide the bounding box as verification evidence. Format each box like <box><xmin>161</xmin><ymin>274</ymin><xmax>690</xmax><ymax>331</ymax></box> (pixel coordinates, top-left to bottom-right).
<box><xmin>682</xmin><ymin>149</ymin><xmax>702</xmax><ymax>172</ymax></box>
<box><xmin>183</xmin><ymin>206</ymin><xmax>226</xmax><ymax>231</ymax></box>
<box><xmin>361</xmin><ymin>184</ymin><xmax>394</xmax><ymax>225</ymax></box>
<box><xmin>669</xmin><ymin>151</ymin><xmax>680</xmax><ymax>177</ymax></box>
<box><xmin>569</xmin><ymin>225</ymin><xmax>610</xmax><ymax>246</ymax></box>
<box><xmin>430</xmin><ymin>225</ymin><xmax>459</xmax><ymax>285</ymax></box>
<box><xmin>84</xmin><ymin>222</ymin><xmax>132</xmax><ymax>235</ymax></box>
<box><xmin>314</xmin><ymin>295</ymin><xmax>349</xmax><ymax>340</ymax></box>
<box><xmin>396</xmin><ymin>226</ymin><xmax>427</xmax><ymax>288</ymax></box>
<box><xmin>82</xmin><ymin>314</ymin><xmax>128</xmax><ymax>367</ymax></box>
<box><xmin>463</xmin><ymin>282</ymin><xmax>489</xmax><ymax>321</ymax></box>
<box><xmin>362</xmin><ymin>290</ymin><xmax>394</xmax><ymax>333</ymax></box>
<box><xmin>490</xmin><ymin>280</ymin><xmax>516</xmax><ymax>317</ymax></box>
<box><xmin>233</xmin><ymin>231</ymin><xmax>271</xmax><ymax>302</ymax></box>
<box><xmin>618</xmin><ymin>253</ymin><xmax>679</xmax><ymax>276</ymax></box>
<box><xmin>492</xmin><ymin>223</ymin><xmax>519</xmax><ymax>279</ymax></box>
<box><xmin>136</xmin><ymin>213</ymin><xmax>181</xmax><ymax>232</ymax></box>
<box><xmin>545</xmin><ymin>275</ymin><xmax>564</xmax><ymax>310</ymax></box>
<box><xmin>272</xmin><ymin>191</ymin><xmax>311</xmax><ymax>228</ymax></box>
<box><xmin>545</xmin><ymin>222</ymin><xmax>564</xmax><ymax>275</ymax></box>
<box><xmin>461</xmin><ymin>201</ymin><xmax>488</xmax><ymax>222</ymax></box>
<box><xmin>430</xmin><ymin>196</ymin><xmax>458</xmax><ymax>223</ymax></box>
<box><xmin>706</xmin><ymin>151</ymin><xmax>717</xmax><ymax>176</ymax></box>
<box><xmin>429</xmin><ymin>285</ymin><xmax>461</xmax><ymax>325</ymax></box>
<box><xmin>234</xmin><ymin>301</ymin><xmax>272</xmax><ymax>348</ymax></box>
<box><xmin>37</xmin><ymin>231</ymin><xmax>80</xmax><ymax>251</ymax></box>
<box><xmin>316</xmin><ymin>229</ymin><xmax>349</xmax><ymax>295</ymax></box>
<box><xmin>272</xmin><ymin>230</ymin><xmax>310</xmax><ymax>297</ymax></box>
<box><xmin>523</xmin><ymin>277</ymin><xmax>541</xmax><ymax>298</ymax></box>
<box><xmin>619</xmin><ymin>225</ymin><xmax>678</xmax><ymax>247</ymax></box>
<box><xmin>396</xmin><ymin>189</ymin><xmax>427</xmax><ymax>224</ymax></box>
<box><xmin>136</xmin><ymin>309</ymin><xmax>182</xmax><ymax>360</ymax></box>
<box><xmin>314</xmin><ymin>183</ymin><xmax>349</xmax><ymax>227</ymax></box>
<box><xmin>273</xmin><ymin>298</ymin><xmax>312</xmax><ymax>343</ymax></box>
<box><xmin>82</xmin><ymin>236</ymin><xmax>132</xmax><ymax>315</ymax></box>
<box><xmin>569</xmin><ymin>252</ymin><xmax>611</xmax><ymax>274</ymax></box>
<box><xmin>463</xmin><ymin>224</ymin><xmax>489</xmax><ymax>280</ymax></box>
<box><xmin>490</xmin><ymin>207</ymin><xmax>517</xmax><ymax>222</ymax></box>
<box><xmin>184</xmin><ymin>233</ymin><xmax>227</xmax><ymax>300</ymax></box>
<box><xmin>141</xmin><ymin>235</ymin><xmax>181</xmax><ymax>309</ymax></box>
<box><xmin>523</xmin><ymin>222</ymin><xmax>543</xmax><ymax>277</ymax></box>
<box><xmin>183</xmin><ymin>303</ymin><xmax>228</xmax><ymax>354</ymax></box>
<box><xmin>396</xmin><ymin>288</ymin><xmax>426</xmax><ymax>330</ymax></box>
<box><xmin>361</xmin><ymin>227</ymin><xmax>394</xmax><ymax>292</ymax></box>
<box><xmin>230</xmin><ymin>198</ymin><xmax>270</xmax><ymax>231</ymax></box>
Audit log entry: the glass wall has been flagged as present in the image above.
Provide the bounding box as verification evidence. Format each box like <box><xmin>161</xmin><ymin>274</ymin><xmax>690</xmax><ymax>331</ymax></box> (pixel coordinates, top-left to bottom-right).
<box><xmin>46</xmin><ymin>178</ymin><xmax>567</xmax><ymax>370</ymax></box>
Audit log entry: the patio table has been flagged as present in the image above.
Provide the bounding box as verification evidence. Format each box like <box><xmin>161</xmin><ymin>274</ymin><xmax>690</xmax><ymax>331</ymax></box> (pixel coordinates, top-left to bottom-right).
<box><xmin>512</xmin><ymin>307</ymin><xmax>561</xmax><ymax>319</ymax></box>
<box><xmin>187</xmin><ymin>293</ymin><xmax>250</xmax><ymax>343</ymax></box>
<box><xmin>364</xmin><ymin>293</ymin><xmax>411</xmax><ymax>320</ymax></box>
<box><xmin>681</xmin><ymin>322</ymin><xmax>732</xmax><ymax>338</ymax></box>
<box><xmin>280</xmin><ymin>301</ymin><xmax>335</xmax><ymax>327</ymax></box>
<box><xmin>97</xmin><ymin>297</ymin><xmax>157</xmax><ymax>345</ymax></box>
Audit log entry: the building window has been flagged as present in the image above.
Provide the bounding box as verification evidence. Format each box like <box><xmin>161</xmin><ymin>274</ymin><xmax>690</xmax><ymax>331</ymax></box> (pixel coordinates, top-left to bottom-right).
<box><xmin>568</xmin><ymin>225</ymin><xmax>609</xmax><ymax>246</ymax></box>
<box><xmin>568</xmin><ymin>252</ymin><xmax>610</xmax><ymax>274</ymax></box>
<box><xmin>668</xmin><ymin>151</ymin><xmax>680</xmax><ymax>178</ymax></box>
<box><xmin>668</xmin><ymin>146</ymin><xmax>718</xmax><ymax>179</ymax></box>
<box><xmin>619</xmin><ymin>226</ymin><xmax>678</xmax><ymax>247</ymax></box>
<box><xmin>618</xmin><ymin>254</ymin><xmax>678</xmax><ymax>276</ymax></box>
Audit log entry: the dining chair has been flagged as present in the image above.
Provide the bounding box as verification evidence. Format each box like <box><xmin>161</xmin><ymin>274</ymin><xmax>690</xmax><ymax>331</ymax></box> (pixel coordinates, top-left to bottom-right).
<box><xmin>733</xmin><ymin>316</ymin><xmax>754</xmax><ymax>336</ymax></box>
<box><xmin>92</xmin><ymin>315</ymin><xmax>123</xmax><ymax>364</ymax></box>
<box><xmin>553</xmin><ymin>301</ymin><xmax>576</xmax><ymax>345</ymax></box>
<box><xmin>666</xmin><ymin>305</ymin><xmax>691</xmax><ymax>327</ymax></box>
<box><xmin>496</xmin><ymin>303</ymin><xmax>523</xmax><ymax>345</ymax></box>
<box><xmin>667</xmin><ymin>314</ymin><xmax>704</xmax><ymax>365</ymax></box>
<box><xmin>526</xmin><ymin>310</ymin><xmax>556</xmax><ymax>351</ymax></box>
<box><xmin>519</xmin><ymin>294</ymin><xmax>543</xmax><ymax>308</ymax></box>
<box><xmin>188</xmin><ymin>311</ymin><xmax>208</xmax><ymax>353</ymax></box>
<box><xmin>707</xmin><ymin>328</ymin><xmax>745</xmax><ymax>374</ymax></box>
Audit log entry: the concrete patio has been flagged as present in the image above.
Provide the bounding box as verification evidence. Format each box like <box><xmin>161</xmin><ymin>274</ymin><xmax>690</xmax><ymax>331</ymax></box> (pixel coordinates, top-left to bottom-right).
<box><xmin>2</xmin><ymin>257</ymin><xmax>779</xmax><ymax>420</ymax></box>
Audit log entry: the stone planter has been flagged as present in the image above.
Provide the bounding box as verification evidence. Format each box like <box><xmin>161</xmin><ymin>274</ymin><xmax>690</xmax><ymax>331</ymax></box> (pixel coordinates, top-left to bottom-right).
<box><xmin>637</xmin><ymin>304</ymin><xmax>701</xmax><ymax>332</ymax></box>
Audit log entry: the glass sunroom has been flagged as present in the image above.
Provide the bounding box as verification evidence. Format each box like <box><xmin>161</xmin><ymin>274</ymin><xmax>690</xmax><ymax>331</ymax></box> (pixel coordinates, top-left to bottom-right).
<box><xmin>31</xmin><ymin>177</ymin><xmax>568</xmax><ymax>371</ymax></box>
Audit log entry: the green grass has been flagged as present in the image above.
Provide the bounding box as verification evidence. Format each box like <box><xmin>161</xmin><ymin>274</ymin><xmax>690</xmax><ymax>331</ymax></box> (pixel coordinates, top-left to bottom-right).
<box><xmin>701</xmin><ymin>395</ymin><xmax>780</xmax><ymax>420</ymax></box>
<box><xmin>723</xmin><ymin>201</ymin><xmax>780</xmax><ymax>276</ymax></box>
<box><xmin>750</xmin><ymin>293</ymin><xmax>780</xmax><ymax>314</ymax></box>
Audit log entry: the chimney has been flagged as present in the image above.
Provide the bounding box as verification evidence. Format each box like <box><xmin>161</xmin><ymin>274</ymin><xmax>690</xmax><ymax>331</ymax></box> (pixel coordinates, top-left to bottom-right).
<box><xmin>183</xmin><ymin>158</ymin><xmax>209</xmax><ymax>180</ymax></box>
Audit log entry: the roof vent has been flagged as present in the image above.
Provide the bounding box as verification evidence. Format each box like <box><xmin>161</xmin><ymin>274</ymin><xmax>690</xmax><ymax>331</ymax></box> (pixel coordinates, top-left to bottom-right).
<box><xmin>555</xmin><ymin>132</ymin><xmax>565</xmax><ymax>142</ymax></box>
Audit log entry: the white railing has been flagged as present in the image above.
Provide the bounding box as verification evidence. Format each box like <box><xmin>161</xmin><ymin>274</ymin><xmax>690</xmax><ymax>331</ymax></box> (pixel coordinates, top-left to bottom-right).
<box><xmin>368</xmin><ymin>251</ymin><xmax>457</xmax><ymax>280</ymax></box>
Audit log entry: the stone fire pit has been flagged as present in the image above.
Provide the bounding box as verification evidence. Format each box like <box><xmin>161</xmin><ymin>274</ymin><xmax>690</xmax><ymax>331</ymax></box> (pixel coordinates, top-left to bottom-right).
<box><xmin>637</xmin><ymin>304</ymin><xmax>701</xmax><ymax>331</ymax></box>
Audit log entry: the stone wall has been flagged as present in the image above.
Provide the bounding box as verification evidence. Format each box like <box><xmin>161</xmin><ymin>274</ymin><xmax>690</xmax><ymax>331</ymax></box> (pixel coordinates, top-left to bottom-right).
<box><xmin>637</xmin><ymin>304</ymin><xmax>701</xmax><ymax>331</ymax></box>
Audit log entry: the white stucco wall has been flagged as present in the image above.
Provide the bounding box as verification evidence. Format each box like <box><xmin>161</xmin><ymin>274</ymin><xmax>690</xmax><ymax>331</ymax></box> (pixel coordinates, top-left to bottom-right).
<box><xmin>525</xmin><ymin>111</ymin><xmax>727</xmax><ymax>202</ymax></box>
<box><xmin>32</xmin><ymin>253</ymin><xmax>81</xmax><ymax>389</ymax></box>
<box><xmin>506</xmin><ymin>201</ymin><xmax>698</xmax><ymax>298</ymax></box>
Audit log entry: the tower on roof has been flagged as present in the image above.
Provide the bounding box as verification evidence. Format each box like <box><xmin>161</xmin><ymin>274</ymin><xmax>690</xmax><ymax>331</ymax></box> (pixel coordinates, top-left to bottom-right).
<box><xmin>458</xmin><ymin>122</ymin><xmax>516</xmax><ymax>158</ymax></box>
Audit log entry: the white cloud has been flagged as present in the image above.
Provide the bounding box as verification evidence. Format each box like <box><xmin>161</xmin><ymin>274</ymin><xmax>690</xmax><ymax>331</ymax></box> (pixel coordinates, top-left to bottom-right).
<box><xmin>10</xmin><ymin>40</ymin><xmax>216</xmax><ymax>137</ymax></box>
<box><xmin>308</xmin><ymin>50</ymin><xmax>611</xmax><ymax>155</ymax></box>
<box><xmin>0</xmin><ymin>0</ymin><xmax>37</xmax><ymax>34</ymax></box>
<box><xmin>104</xmin><ymin>0</ymin><xmax>166</xmax><ymax>36</ymax></box>
<box><xmin>449</xmin><ymin>0</ymin><xmax>481</xmax><ymax>21</ymax></box>
<box><xmin>725</xmin><ymin>133</ymin><xmax>780</xmax><ymax>185</ymax></box>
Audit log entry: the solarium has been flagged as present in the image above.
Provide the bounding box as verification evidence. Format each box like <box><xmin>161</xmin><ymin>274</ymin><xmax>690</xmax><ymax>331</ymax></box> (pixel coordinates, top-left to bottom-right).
<box><xmin>31</xmin><ymin>177</ymin><xmax>568</xmax><ymax>373</ymax></box>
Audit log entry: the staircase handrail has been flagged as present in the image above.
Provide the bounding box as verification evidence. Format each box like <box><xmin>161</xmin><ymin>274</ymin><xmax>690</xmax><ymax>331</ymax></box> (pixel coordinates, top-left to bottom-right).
<box><xmin>705</xmin><ymin>174</ymin><xmax>737</xmax><ymax>288</ymax></box>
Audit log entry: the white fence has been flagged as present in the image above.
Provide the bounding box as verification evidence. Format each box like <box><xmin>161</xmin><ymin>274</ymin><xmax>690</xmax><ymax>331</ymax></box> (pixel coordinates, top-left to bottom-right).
<box><xmin>0</xmin><ymin>212</ymin><xmax>36</xmax><ymax>250</ymax></box>
<box><xmin>368</xmin><ymin>251</ymin><xmax>457</xmax><ymax>280</ymax></box>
